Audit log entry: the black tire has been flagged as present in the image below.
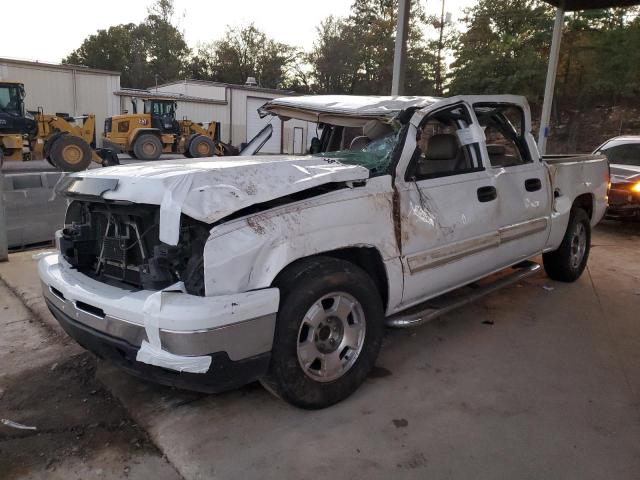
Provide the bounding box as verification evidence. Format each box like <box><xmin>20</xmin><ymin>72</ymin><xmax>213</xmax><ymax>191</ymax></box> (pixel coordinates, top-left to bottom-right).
<box><xmin>49</xmin><ymin>135</ymin><xmax>92</xmax><ymax>172</ymax></box>
<box><xmin>543</xmin><ymin>208</ymin><xmax>591</xmax><ymax>282</ymax></box>
<box><xmin>183</xmin><ymin>134</ymin><xmax>197</xmax><ymax>158</ymax></box>
<box><xmin>133</xmin><ymin>133</ymin><xmax>162</xmax><ymax>161</ymax></box>
<box><xmin>188</xmin><ymin>135</ymin><xmax>216</xmax><ymax>158</ymax></box>
<box><xmin>0</xmin><ymin>149</ymin><xmax>4</xmax><ymax>169</ymax></box>
<box><xmin>262</xmin><ymin>256</ymin><xmax>384</xmax><ymax>409</ymax></box>
<box><xmin>128</xmin><ymin>150</ymin><xmax>138</xmax><ymax>159</ymax></box>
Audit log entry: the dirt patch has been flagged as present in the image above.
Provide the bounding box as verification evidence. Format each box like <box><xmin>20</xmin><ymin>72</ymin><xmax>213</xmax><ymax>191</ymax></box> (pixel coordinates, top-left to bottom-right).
<box><xmin>0</xmin><ymin>353</ymin><xmax>181</xmax><ymax>480</ymax></box>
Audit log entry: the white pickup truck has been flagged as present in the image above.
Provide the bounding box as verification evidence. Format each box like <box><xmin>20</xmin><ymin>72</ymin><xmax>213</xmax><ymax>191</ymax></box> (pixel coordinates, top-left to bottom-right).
<box><xmin>39</xmin><ymin>95</ymin><xmax>608</xmax><ymax>409</ymax></box>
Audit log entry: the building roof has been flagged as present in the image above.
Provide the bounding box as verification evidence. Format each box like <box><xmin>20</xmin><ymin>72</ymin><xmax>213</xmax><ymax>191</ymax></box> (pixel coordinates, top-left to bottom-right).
<box><xmin>544</xmin><ymin>0</ymin><xmax>640</xmax><ymax>9</ymax></box>
<box><xmin>0</xmin><ymin>57</ymin><xmax>120</xmax><ymax>76</ymax></box>
<box><xmin>114</xmin><ymin>88</ymin><xmax>227</xmax><ymax>105</ymax></box>
<box><xmin>155</xmin><ymin>79</ymin><xmax>296</xmax><ymax>96</ymax></box>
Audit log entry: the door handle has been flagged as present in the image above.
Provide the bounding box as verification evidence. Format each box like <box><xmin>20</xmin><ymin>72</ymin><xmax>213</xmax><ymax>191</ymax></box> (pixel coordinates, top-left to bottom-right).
<box><xmin>477</xmin><ymin>186</ymin><xmax>497</xmax><ymax>202</ymax></box>
<box><xmin>525</xmin><ymin>178</ymin><xmax>542</xmax><ymax>192</ymax></box>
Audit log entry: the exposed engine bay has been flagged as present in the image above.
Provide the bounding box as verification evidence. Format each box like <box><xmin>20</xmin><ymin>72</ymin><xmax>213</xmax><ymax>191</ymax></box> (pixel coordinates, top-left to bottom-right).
<box><xmin>59</xmin><ymin>200</ymin><xmax>208</xmax><ymax>295</ymax></box>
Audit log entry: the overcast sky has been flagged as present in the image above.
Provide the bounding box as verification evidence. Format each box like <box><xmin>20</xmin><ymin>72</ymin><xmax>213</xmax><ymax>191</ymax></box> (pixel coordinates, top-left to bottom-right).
<box><xmin>2</xmin><ymin>0</ymin><xmax>478</xmax><ymax>64</ymax></box>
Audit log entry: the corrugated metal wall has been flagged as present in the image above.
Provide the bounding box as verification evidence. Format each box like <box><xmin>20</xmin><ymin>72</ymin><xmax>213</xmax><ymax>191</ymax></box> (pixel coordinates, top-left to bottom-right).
<box><xmin>0</xmin><ymin>60</ymin><xmax>121</xmax><ymax>147</ymax></box>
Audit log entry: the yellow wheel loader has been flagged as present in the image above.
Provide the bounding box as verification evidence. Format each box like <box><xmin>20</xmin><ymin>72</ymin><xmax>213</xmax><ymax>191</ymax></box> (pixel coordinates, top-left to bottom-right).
<box><xmin>103</xmin><ymin>97</ymin><xmax>234</xmax><ymax>161</ymax></box>
<box><xmin>0</xmin><ymin>82</ymin><xmax>115</xmax><ymax>171</ymax></box>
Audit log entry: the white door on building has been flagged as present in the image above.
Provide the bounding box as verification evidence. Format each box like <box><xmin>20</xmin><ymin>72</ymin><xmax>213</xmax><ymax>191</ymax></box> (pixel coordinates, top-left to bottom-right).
<box><xmin>246</xmin><ymin>97</ymin><xmax>282</xmax><ymax>154</ymax></box>
<box><xmin>293</xmin><ymin>127</ymin><xmax>304</xmax><ymax>154</ymax></box>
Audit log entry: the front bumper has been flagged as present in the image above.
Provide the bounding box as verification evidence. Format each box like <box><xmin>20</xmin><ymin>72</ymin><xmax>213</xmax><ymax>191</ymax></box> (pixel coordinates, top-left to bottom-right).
<box><xmin>46</xmin><ymin>297</ymin><xmax>271</xmax><ymax>393</ymax></box>
<box><xmin>606</xmin><ymin>188</ymin><xmax>640</xmax><ymax>219</ymax></box>
<box><xmin>38</xmin><ymin>253</ymin><xmax>280</xmax><ymax>391</ymax></box>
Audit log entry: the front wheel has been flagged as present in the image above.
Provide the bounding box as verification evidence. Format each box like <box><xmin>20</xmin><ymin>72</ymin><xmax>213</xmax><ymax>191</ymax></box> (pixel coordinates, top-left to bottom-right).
<box><xmin>543</xmin><ymin>208</ymin><xmax>591</xmax><ymax>282</ymax></box>
<box><xmin>49</xmin><ymin>135</ymin><xmax>92</xmax><ymax>171</ymax></box>
<box><xmin>133</xmin><ymin>133</ymin><xmax>162</xmax><ymax>161</ymax></box>
<box><xmin>188</xmin><ymin>135</ymin><xmax>216</xmax><ymax>158</ymax></box>
<box><xmin>262</xmin><ymin>257</ymin><xmax>384</xmax><ymax>409</ymax></box>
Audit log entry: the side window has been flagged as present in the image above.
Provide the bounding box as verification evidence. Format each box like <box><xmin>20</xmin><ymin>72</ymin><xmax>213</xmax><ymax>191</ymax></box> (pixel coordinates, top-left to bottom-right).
<box><xmin>600</xmin><ymin>143</ymin><xmax>640</xmax><ymax>166</ymax></box>
<box><xmin>474</xmin><ymin>104</ymin><xmax>531</xmax><ymax>167</ymax></box>
<box><xmin>407</xmin><ymin>104</ymin><xmax>484</xmax><ymax>181</ymax></box>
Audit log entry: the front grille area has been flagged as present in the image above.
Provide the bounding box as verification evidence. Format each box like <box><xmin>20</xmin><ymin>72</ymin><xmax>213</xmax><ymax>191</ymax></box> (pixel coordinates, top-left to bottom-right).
<box><xmin>60</xmin><ymin>200</ymin><xmax>208</xmax><ymax>294</ymax></box>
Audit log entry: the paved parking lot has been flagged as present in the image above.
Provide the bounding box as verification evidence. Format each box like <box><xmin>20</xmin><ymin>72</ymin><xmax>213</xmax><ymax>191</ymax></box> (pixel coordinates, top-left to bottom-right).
<box><xmin>1</xmin><ymin>221</ymin><xmax>639</xmax><ymax>479</ymax></box>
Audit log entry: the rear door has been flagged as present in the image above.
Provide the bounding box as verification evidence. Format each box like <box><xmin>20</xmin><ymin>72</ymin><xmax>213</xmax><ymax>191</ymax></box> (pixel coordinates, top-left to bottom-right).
<box><xmin>472</xmin><ymin>99</ymin><xmax>551</xmax><ymax>263</ymax></box>
<box><xmin>395</xmin><ymin>99</ymin><xmax>502</xmax><ymax>308</ymax></box>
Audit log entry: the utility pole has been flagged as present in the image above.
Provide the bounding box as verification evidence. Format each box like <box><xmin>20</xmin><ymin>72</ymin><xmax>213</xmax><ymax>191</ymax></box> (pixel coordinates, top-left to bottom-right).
<box><xmin>391</xmin><ymin>0</ymin><xmax>411</xmax><ymax>95</ymax></box>
<box><xmin>435</xmin><ymin>0</ymin><xmax>446</xmax><ymax>95</ymax></box>
<box><xmin>538</xmin><ymin>7</ymin><xmax>565</xmax><ymax>156</ymax></box>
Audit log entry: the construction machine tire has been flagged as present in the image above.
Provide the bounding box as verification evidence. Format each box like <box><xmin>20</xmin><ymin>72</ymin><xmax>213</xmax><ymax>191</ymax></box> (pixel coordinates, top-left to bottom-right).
<box><xmin>133</xmin><ymin>134</ymin><xmax>162</xmax><ymax>161</ymax></box>
<box><xmin>183</xmin><ymin>134</ymin><xmax>198</xmax><ymax>158</ymax></box>
<box><xmin>49</xmin><ymin>135</ymin><xmax>93</xmax><ymax>172</ymax></box>
<box><xmin>188</xmin><ymin>135</ymin><xmax>216</xmax><ymax>158</ymax></box>
<box><xmin>128</xmin><ymin>150</ymin><xmax>138</xmax><ymax>160</ymax></box>
<box><xmin>0</xmin><ymin>149</ymin><xmax>4</xmax><ymax>169</ymax></box>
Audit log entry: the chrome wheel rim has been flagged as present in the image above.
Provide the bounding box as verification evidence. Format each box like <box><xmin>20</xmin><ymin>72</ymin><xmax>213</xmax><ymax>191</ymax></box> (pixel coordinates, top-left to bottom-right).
<box><xmin>570</xmin><ymin>222</ymin><xmax>587</xmax><ymax>269</ymax></box>
<box><xmin>297</xmin><ymin>292</ymin><xmax>366</xmax><ymax>383</ymax></box>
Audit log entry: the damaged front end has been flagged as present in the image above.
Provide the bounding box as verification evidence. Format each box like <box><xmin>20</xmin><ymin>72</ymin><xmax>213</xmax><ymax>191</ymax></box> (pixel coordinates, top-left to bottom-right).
<box><xmin>59</xmin><ymin>200</ymin><xmax>209</xmax><ymax>295</ymax></box>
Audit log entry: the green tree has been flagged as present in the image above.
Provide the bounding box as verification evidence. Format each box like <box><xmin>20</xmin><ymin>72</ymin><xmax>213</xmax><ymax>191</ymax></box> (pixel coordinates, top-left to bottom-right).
<box><xmin>557</xmin><ymin>8</ymin><xmax>640</xmax><ymax>107</ymax></box>
<box><xmin>448</xmin><ymin>0</ymin><xmax>554</xmax><ymax>103</ymax></box>
<box><xmin>307</xmin><ymin>16</ymin><xmax>360</xmax><ymax>93</ymax></box>
<box><xmin>189</xmin><ymin>24</ymin><xmax>298</xmax><ymax>89</ymax></box>
<box><xmin>63</xmin><ymin>24</ymin><xmax>149</xmax><ymax>88</ymax></box>
<box><xmin>308</xmin><ymin>0</ymin><xmax>438</xmax><ymax>95</ymax></box>
<box><xmin>63</xmin><ymin>0</ymin><xmax>189</xmax><ymax>88</ymax></box>
<box><xmin>144</xmin><ymin>0</ymin><xmax>190</xmax><ymax>85</ymax></box>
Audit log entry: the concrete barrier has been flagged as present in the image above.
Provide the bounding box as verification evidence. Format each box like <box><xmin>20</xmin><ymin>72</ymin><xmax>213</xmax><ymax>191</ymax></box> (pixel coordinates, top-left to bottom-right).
<box><xmin>2</xmin><ymin>172</ymin><xmax>67</xmax><ymax>250</ymax></box>
<box><xmin>0</xmin><ymin>172</ymin><xmax>7</xmax><ymax>261</ymax></box>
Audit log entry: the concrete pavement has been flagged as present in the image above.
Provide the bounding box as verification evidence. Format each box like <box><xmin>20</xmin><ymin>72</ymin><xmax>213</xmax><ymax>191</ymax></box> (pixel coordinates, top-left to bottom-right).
<box><xmin>2</xmin><ymin>221</ymin><xmax>639</xmax><ymax>479</ymax></box>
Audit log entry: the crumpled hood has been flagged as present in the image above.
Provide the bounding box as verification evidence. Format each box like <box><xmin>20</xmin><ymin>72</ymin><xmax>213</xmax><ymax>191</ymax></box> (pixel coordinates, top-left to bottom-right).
<box><xmin>66</xmin><ymin>155</ymin><xmax>370</xmax><ymax>245</ymax></box>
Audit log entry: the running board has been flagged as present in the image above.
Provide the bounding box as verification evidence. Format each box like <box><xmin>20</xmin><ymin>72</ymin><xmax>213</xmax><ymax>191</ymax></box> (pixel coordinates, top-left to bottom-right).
<box><xmin>385</xmin><ymin>261</ymin><xmax>541</xmax><ymax>328</ymax></box>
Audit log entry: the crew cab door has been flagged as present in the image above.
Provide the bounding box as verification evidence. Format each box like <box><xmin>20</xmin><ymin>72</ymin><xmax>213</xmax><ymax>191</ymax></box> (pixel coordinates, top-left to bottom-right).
<box><xmin>395</xmin><ymin>100</ymin><xmax>501</xmax><ymax>308</ymax></box>
<box><xmin>471</xmin><ymin>99</ymin><xmax>551</xmax><ymax>262</ymax></box>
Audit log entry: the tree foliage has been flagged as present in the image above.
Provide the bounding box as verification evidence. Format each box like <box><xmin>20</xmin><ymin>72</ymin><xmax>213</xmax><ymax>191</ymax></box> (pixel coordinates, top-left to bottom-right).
<box><xmin>448</xmin><ymin>0</ymin><xmax>554</xmax><ymax>103</ymax></box>
<box><xmin>62</xmin><ymin>0</ymin><xmax>640</xmax><ymax>116</ymax></box>
<box><xmin>186</xmin><ymin>24</ymin><xmax>298</xmax><ymax>89</ymax></box>
<box><xmin>308</xmin><ymin>0</ymin><xmax>438</xmax><ymax>95</ymax></box>
<box><xmin>63</xmin><ymin>0</ymin><xmax>188</xmax><ymax>88</ymax></box>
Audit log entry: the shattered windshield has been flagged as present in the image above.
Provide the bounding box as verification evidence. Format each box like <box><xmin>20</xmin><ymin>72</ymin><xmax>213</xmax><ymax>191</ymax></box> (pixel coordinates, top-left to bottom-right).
<box><xmin>313</xmin><ymin>131</ymin><xmax>399</xmax><ymax>175</ymax></box>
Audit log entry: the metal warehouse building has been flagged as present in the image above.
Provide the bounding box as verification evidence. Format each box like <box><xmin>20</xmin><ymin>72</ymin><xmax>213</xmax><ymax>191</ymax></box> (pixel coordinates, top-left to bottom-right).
<box><xmin>0</xmin><ymin>58</ymin><xmax>311</xmax><ymax>154</ymax></box>
<box><xmin>0</xmin><ymin>57</ymin><xmax>121</xmax><ymax>147</ymax></box>
<box><xmin>127</xmin><ymin>79</ymin><xmax>313</xmax><ymax>154</ymax></box>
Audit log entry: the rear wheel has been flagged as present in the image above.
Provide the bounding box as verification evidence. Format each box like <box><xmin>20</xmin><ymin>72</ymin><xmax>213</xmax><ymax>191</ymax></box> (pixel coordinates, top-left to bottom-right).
<box><xmin>262</xmin><ymin>256</ymin><xmax>384</xmax><ymax>409</ymax></box>
<box><xmin>0</xmin><ymin>149</ymin><xmax>4</xmax><ymax>169</ymax></box>
<box><xmin>188</xmin><ymin>135</ymin><xmax>216</xmax><ymax>158</ymax></box>
<box><xmin>543</xmin><ymin>208</ymin><xmax>591</xmax><ymax>282</ymax></box>
<box><xmin>133</xmin><ymin>133</ymin><xmax>162</xmax><ymax>161</ymax></box>
<box><xmin>49</xmin><ymin>135</ymin><xmax>92</xmax><ymax>171</ymax></box>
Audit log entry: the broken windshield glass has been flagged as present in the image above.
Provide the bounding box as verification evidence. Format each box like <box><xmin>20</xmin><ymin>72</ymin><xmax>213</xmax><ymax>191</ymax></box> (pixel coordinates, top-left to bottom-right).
<box><xmin>313</xmin><ymin>132</ymin><xmax>399</xmax><ymax>175</ymax></box>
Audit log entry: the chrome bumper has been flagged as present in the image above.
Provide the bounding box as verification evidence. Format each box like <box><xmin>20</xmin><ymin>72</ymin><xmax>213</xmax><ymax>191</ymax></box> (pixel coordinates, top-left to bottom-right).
<box><xmin>39</xmin><ymin>254</ymin><xmax>279</xmax><ymax>361</ymax></box>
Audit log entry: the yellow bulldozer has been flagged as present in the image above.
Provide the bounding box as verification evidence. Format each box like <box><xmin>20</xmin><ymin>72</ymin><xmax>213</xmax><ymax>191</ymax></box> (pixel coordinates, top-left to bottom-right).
<box><xmin>0</xmin><ymin>81</ymin><xmax>114</xmax><ymax>171</ymax></box>
<box><xmin>103</xmin><ymin>97</ymin><xmax>235</xmax><ymax>161</ymax></box>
